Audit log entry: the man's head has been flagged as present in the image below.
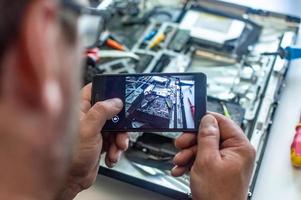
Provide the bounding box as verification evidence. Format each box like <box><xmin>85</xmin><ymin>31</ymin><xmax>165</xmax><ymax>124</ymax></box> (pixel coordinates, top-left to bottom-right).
<box><xmin>0</xmin><ymin>0</ymin><xmax>83</xmax><ymax>198</ymax></box>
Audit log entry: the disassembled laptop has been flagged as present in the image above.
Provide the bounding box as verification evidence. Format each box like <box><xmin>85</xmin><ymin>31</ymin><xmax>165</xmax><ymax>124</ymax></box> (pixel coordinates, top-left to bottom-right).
<box><xmin>84</xmin><ymin>0</ymin><xmax>300</xmax><ymax>199</ymax></box>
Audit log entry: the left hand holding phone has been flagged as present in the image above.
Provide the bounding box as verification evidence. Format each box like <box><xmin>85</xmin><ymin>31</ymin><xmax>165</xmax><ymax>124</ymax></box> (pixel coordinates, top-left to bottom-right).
<box><xmin>58</xmin><ymin>84</ymin><xmax>129</xmax><ymax>200</ymax></box>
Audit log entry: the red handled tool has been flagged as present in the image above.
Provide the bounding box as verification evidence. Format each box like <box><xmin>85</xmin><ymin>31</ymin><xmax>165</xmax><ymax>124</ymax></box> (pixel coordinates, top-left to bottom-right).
<box><xmin>188</xmin><ymin>98</ymin><xmax>195</xmax><ymax>118</ymax></box>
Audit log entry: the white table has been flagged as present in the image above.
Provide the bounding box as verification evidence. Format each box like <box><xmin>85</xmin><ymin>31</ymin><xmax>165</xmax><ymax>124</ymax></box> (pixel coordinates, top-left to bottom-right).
<box><xmin>251</xmin><ymin>33</ymin><xmax>301</xmax><ymax>200</ymax></box>
<box><xmin>75</xmin><ymin>1</ymin><xmax>301</xmax><ymax>199</ymax></box>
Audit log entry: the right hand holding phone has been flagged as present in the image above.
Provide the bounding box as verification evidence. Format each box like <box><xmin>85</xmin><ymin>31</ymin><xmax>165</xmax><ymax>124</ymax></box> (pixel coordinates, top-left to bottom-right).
<box><xmin>172</xmin><ymin>113</ymin><xmax>256</xmax><ymax>200</ymax></box>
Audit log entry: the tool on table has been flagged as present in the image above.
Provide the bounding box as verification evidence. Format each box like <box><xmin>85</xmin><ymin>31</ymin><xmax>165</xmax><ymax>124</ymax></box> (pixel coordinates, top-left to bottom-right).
<box><xmin>220</xmin><ymin>101</ymin><xmax>231</xmax><ymax>119</ymax></box>
<box><xmin>85</xmin><ymin>48</ymin><xmax>100</xmax><ymax>66</ymax></box>
<box><xmin>98</xmin><ymin>31</ymin><xmax>110</xmax><ymax>45</ymax></box>
<box><xmin>106</xmin><ymin>38</ymin><xmax>126</xmax><ymax>51</ymax></box>
<box><xmin>261</xmin><ymin>46</ymin><xmax>301</xmax><ymax>61</ymax></box>
<box><xmin>98</xmin><ymin>31</ymin><xmax>128</xmax><ymax>51</ymax></box>
<box><xmin>143</xmin><ymin>30</ymin><xmax>158</xmax><ymax>43</ymax></box>
<box><xmin>110</xmin><ymin>33</ymin><xmax>126</xmax><ymax>46</ymax></box>
<box><xmin>291</xmin><ymin>112</ymin><xmax>301</xmax><ymax>167</ymax></box>
<box><xmin>149</xmin><ymin>32</ymin><xmax>166</xmax><ymax>49</ymax></box>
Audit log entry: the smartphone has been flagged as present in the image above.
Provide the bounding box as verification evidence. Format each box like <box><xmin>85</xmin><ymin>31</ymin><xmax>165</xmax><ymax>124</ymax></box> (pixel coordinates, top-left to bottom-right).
<box><xmin>92</xmin><ymin>73</ymin><xmax>207</xmax><ymax>132</ymax></box>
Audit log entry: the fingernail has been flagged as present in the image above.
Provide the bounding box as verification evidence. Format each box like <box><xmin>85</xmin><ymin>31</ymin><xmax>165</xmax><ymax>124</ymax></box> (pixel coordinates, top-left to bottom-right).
<box><xmin>174</xmin><ymin>152</ymin><xmax>182</xmax><ymax>162</ymax></box>
<box><xmin>110</xmin><ymin>162</ymin><xmax>116</xmax><ymax>168</ymax></box>
<box><xmin>201</xmin><ymin>115</ymin><xmax>218</xmax><ymax>128</ymax></box>
<box><xmin>106</xmin><ymin>98</ymin><xmax>123</xmax><ymax>109</ymax></box>
<box><xmin>123</xmin><ymin>138</ymin><xmax>130</xmax><ymax>150</ymax></box>
<box><xmin>171</xmin><ymin>166</ymin><xmax>178</xmax><ymax>172</ymax></box>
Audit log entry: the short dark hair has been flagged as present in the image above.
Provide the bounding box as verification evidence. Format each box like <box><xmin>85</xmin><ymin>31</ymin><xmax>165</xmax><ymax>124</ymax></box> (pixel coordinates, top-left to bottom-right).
<box><xmin>0</xmin><ymin>1</ymin><xmax>30</xmax><ymax>62</ymax></box>
<box><xmin>0</xmin><ymin>0</ymin><xmax>77</xmax><ymax>74</ymax></box>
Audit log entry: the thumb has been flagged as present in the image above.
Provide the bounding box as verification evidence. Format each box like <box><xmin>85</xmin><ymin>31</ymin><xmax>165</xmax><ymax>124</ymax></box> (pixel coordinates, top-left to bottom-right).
<box><xmin>81</xmin><ymin>99</ymin><xmax>123</xmax><ymax>137</ymax></box>
<box><xmin>196</xmin><ymin>114</ymin><xmax>221</xmax><ymax>161</ymax></box>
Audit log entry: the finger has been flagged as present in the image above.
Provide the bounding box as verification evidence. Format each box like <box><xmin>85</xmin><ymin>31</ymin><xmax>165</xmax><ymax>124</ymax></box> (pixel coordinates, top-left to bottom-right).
<box><xmin>173</xmin><ymin>146</ymin><xmax>197</xmax><ymax>167</ymax></box>
<box><xmin>81</xmin><ymin>83</ymin><xmax>92</xmax><ymax>102</ymax></box>
<box><xmin>196</xmin><ymin>114</ymin><xmax>221</xmax><ymax>161</ymax></box>
<box><xmin>171</xmin><ymin>166</ymin><xmax>188</xmax><ymax>177</ymax></box>
<box><xmin>101</xmin><ymin>132</ymin><xmax>111</xmax><ymax>154</ymax></box>
<box><xmin>81</xmin><ymin>84</ymin><xmax>92</xmax><ymax>114</ymax></box>
<box><xmin>175</xmin><ymin>133</ymin><xmax>197</xmax><ymax>149</ymax></box>
<box><xmin>80</xmin><ymin>100</ymin><xmax>91</xmax><ymax>115</ymax></box>
<box><xmin>82</xmin><ymin>99</ymin><xmax>123</xmax><ymax>138</ymax></box>
<box><xmin>105</xmin><ymin>143</ymin><xmax>122</xmax><ymax>168</ymax></box>
<box><xmin>77</xmin><ymin>164</ymin><xmax>100</xmax><ymax>190</ymax></box>
<box><xmin>115</xmin><ymin>132</ymin><xmax>129</xmax><ymax>151</ymax></box>
<box><xmin>209</xmin><ymin>112</ymin><xmax>247</xmax><ymax>142</ymax></box>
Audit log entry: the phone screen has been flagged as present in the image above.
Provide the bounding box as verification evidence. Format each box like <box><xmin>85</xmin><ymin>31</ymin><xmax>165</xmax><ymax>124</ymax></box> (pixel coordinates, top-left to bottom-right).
<box><xmin>92</xmin><ymin>73</ymin><xmax>206</xmax><ymax>132</ymax></box>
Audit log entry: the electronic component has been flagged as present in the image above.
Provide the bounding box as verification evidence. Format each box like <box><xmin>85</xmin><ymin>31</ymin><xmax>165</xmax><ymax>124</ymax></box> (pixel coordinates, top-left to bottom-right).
<box><xmin>113</xmin><ymin>0</ymin><xmax>141</xmax><ymax>16</ymax></box>
<box><xmin>134</xmin><ymin>54</ymin><xmax>154</xmax><ymax>73</ymax></box>
<box><xmin>122</xmin><ymin>6</ymin><xmax>182</xmax><ymax>25</ymax></box>
<box><xmin>179</xmin><ymin>6</ymin><xmax>262</xmax><ymax>60</ymax></box>
<box><xmin>168</xmin><ymin>29</ymin><xmax>191</xmax><ymax>52</ymax></box>
<box><xmin>194</xmin><ymin>49</ymin><xmax>237</xmax><ymax>64</ymax></box>
<box><xmin>125</xmin><ymin>133</ymin><xmax>178</xmax><ymax>170</ymax></box>
<box><xmin>152</xmin><ymin>54</ymin><xmax>172</xmax><ymax>72</ymax></box>
<box><xmin>180</xmin><ymin>10</ymin><xmax>246</xmax><ymax>47</ymax></box>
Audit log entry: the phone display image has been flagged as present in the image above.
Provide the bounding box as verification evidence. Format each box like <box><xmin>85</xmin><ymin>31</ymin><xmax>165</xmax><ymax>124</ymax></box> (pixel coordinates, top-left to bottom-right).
<box><xmin>92</xmin><ymin>73</ymin><xmax>206</xmax><ymax>132</ymax></box>
<box><xmin>125</xmin><ymin>75</ymin><xmax>195</xmax><ymax>130</ymax></box>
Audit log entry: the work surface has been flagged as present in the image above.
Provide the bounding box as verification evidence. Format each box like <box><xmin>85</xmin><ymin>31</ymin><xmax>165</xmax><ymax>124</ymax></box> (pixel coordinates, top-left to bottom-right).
<box><xmin>77</xmin><ymin>38</ymin><xmax>301</xmax><ymax>200</ymax></box>
<box><xmin>75</xmin><ymin>1</ymin><xmax>301</xmax><ymax>200</ymax></box>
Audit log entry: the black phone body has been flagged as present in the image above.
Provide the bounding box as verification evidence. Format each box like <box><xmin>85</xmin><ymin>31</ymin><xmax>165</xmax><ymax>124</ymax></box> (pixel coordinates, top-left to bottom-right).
<box><xmin>92</xmin><ymin>73</ymin><xmax>207</xmax><ymax>132</ymax></box>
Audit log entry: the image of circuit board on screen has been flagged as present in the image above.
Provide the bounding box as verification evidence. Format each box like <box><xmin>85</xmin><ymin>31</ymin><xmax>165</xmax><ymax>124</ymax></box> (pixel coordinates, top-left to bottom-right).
<box><xmin>124</xmin><ymin>75</ymin><xmax>195</xmax><ymax>130</ymax></box>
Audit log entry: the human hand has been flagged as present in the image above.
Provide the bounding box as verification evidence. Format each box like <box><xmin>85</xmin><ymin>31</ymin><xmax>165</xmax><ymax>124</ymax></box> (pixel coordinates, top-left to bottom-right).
<box><xmin>59</xmin><ymin>84</ymin><xmax>129</xmax><ymax>200</ymax></box>
<box><xmin>172</xmin><ymin>113</ymin><xmax>255</xmax><ymax>200</ymax></box>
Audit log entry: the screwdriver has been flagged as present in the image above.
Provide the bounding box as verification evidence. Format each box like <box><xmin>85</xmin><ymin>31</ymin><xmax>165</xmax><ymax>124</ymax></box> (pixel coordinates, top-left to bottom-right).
<box><xmin>220</xmin><ymin>102</ymin><xmax>231</xmax><ymax>119</ymax></box>
<box><xmin>98</xmin><ymin>31</ymin><xmax>127</xmax><ymax>51</ymax></box>
<box><xmin>149</xmin><ymin>32</ymin><xmax>166</xmax><ymax>49</ymax></box>
<box><xmin>106</xmin><ymin>38</ymin><xmax>126</xmax><ymax>51</ymax></box>
<box><xmin>261</xmin><ymin>46</ymin><xmax>301</xmax><ymax>61</ymax></box>
<box><xmin>143</xmin><ymin>30</ymin><xmax>158</xmax><ymax>43</ymax></box>
<box><xmin>291</xmin><ymin>112</ymin><xmax>301</xmax><ymax>167</ymax></box>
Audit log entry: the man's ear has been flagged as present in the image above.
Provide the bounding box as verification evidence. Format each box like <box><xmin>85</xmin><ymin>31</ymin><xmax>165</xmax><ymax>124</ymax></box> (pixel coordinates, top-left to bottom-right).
<box><xmin>7</xmin><ymin>0</ymin><xmax>63</xmax><ymax>116</ymax></box>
